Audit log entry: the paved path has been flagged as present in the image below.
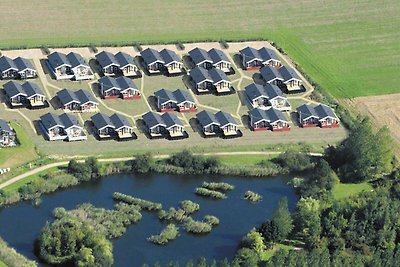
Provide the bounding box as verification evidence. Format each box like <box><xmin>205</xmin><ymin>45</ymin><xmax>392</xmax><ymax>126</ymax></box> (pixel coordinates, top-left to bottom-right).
<box><xmin>0</xmin><ymin>151</ymin><xmax>322</xmax><ymax>190</ymax></box>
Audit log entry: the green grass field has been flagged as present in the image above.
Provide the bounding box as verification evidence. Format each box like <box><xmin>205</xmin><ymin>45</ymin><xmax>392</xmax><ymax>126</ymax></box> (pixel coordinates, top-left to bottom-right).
<box><xmin>333</xmin><ymin>182</ymin><xmax>373</xmax><ymax>200</ymax></box>
<box><xmin>0</xmin><ymin>0</ymin><xmax>399</xmax><ymax>98</ymax></box>
<box><xmin>0</xmin><ymin>260</ymin><xmax>7</xmax><ymax>267</ymax></box>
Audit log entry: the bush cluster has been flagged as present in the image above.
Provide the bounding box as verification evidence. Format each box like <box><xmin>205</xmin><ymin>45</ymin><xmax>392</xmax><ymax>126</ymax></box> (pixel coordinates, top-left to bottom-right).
<box><xmin>243</xmin><ymin>191</ymin><xmax>263</xmax><ymax>203</ymax></box>
<box><xmin>147</xmin><ymin>224</ymin><xmax>179</xmax><ymax>245</ymax></box>
<box><xmin>113</xmin><ymin>192</ymin><xmax>162</xmax><ymax>211</ymax></box>
<box><xmin>195</xmin><ymin>187</ymin><xmax>227</xmax><ymax>199</ymax></box>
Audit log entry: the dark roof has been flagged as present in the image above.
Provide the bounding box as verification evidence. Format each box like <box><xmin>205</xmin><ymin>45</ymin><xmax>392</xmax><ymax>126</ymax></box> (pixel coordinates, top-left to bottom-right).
<box><xmin>249</xmin><ymin>108</ymin><xmax>269</xmax><ymax>123</ymax></box>
<box><xmin>48</xmin><ymin>52</ymin><xmax>71</xmax><ymax>69</ymax></box>
<box><xmin>96</xmin><ymin>51</ymin><xmax>119</xmax><ymax>68</ymax></box>
<box><xmin>209</xmin><ymin>68</ymin><xmax>229</xmax><ymax>84</ymax></box>
<box><xmin>245</xmin><ymin>83</ymin><xmax>266</xmax><ymax>101</ymax></box>
<box><xmin>265</xmin><ymin>108</ymin><xmax>287</xmax><ymax>123</ymax></box>
<box><xmin>173</xmin><ymin>89</ymin><xmax>194</xmax><ymax>104</ymax></box>
<box><xmin>91</xmin><ymin>113</ymin><xmax>115</xmax><ymax>130</ymax></box>
<box><xmin>215</xmin><ymin>111</ymin><xmax>237</xmax><ymax>126</ymax></box>
<box><xmin>142</xmin><ymin>112</ymin><xmax>165</xmax><ymax>129</ymax></box>
<box><xmin>155</xmin><ymin>89</ymin><xmax>177</xmax><ymax>105</ymax></box>
<box><xmin>67</xmin><ymin>52</ymin><xmax>89</xmax><ymax>68</ymax></box>
<box><xmin>239</xmin><ymin>47</ymin><xmax>261</xmax><ymax>64</ymax></box>
<box><xmin>279</xmin><ymin>66</ymin><xmax>301</xmax><ymax>82</ymax></box>
<box><xmin>260</xmin><ymin>65</ymin><xmax>283</xmax><ymax>82</ymax></box>
<box><xmin>297</xmin><ymin>104</ymin><xmax>319</xmax><ymax>120</ymax></box>
<box><xmin>14</xmin><ymin>57</ymin><xmax>35</xmax><ymax>71</ymax></box>
<box><xmin>188</xmin><ymin>48</ymin><xmax>212</xmax><ymax>65</ymax></box>
<box><xmin>110</xmin><ymin>113</ymin><xmax>132</xmax><ymax>130</ymax></box>
<box><xmin>115</xmin><ymin>52</ymin><xmax>136</xmax><ymax>68</ymax></box>
<box><xmin>57</xmin><ymin>88</ymin><xmax>80</xmax><ymax>106</ymax></box>
<box><xmin>116</xmin><ymin>76</ymin><xmax>137</xmax><ymax>92</ymax></box>
<box><xmin>0</xmin><ymin>56</ymin><xmax>17</xmax><ymax>72</ymax></box>
<box><xmin>196</xmin><ymin>110</ymin><xmax>220</xmax><ymax>127</ymax></box>
<box><xmin>264</xmin><ymin>84</ymin><xmax>283</xmax><ymax>99</ymax></box>
<box><xmin>99</xmin><ymin>76</ymin><xmax>120</xmax><ymax>92</ymax></box>
<box><xmin>258</xmin><ymin>47</ymin><xmax>280</xmax><ymax>62</ymax></box>
<box><xmin>75</xmin><ymin>89</ymin><xmax>97</xmax><ymax>104</ymax></box>
<box><xmin>59</xmin><ymin>113</ymin><xmax>81</xmax><ymax>129</ymax></box>
<box><xmin>40</xmin><ymin>113</ymin><xmax>64</xmax><ymax>130</ymax></box>
<box><xmin>315</xmin><ymin>104</ymin><xmax>337</xmax><ymax>119</ymax></box>
<box><xmin>161</xmin><ymin>112</ymin><xmax>183</xmax><ymax>128</ymax></box>
<box><xmin>3</xmin><ymin>81</ymin><xmax>26</xmax><ymax>98</ymax></box>
<box><xmin>190</xmin><ymin>66</ymin><xmax>212</xmax><ymax>84</ymax></box>
<box><xmin>22</xmin><ymin>82</ymin><xmax>44</xmax><ymax>98</ymax></box>
<box><xmin>141</xmin><ymin>48</ymin><xmax>164</xmax><ymax>65</ymax></box>
<box><xmin>208</xmin><ymin>48</ymin><xmax>230</xmax><ymax>64</ymax></box>
<box><xmin>0</xmin><ymin>119</ymin><xmax>12</xmax><ymax>133</ymax></box>
<box><xmin>160</xmin><ymin>49</ymin><xmax>181</xmax><ymax>65</ymax></box>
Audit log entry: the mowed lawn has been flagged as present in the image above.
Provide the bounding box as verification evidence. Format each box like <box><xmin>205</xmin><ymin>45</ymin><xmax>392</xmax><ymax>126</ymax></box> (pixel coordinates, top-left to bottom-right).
<box><xmin>0</xmin><ymin>0</ymin><xmax>399</xmax><ymax>98</ymax></box>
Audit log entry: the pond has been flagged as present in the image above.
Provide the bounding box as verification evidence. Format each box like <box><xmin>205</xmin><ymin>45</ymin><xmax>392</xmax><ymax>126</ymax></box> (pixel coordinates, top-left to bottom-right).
<box><xmin>0</xmin><ymin>173</ymin><xmax>297</xmax><ymax>266</ymax></box>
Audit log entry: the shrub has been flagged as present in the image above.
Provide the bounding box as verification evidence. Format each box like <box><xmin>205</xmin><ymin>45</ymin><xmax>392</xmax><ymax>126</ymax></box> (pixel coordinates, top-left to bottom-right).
<box><xmin>180</xmin><ymin>200</ymin><xmax>200</xmax><ymax>215</ymax></box>
<box><xmin>195</xmin><ymin>187</ymin><xmax>227</xmax><ymax>199</ymax></box>
<box><xmin>219</xmin><ymin>40</ymin><xmax>229</xmax><ymax>49</ymax></box>
<box><xmin>158</xmin><ymin>207</ymin><xmax>188</xmax><ymax>223</ymax></box>
<box><xmin>0</xmin><ymin>237</ymin><xmax>37</xmax><ymax>267</ymax></box>
<box><xmin>130</xmin><ymin>153</ymin><xmax>155</xmax><ymax>173</ymax></box>
<box><xmin>176</xmin><ymin>42</ymin><xmax>185</xmax><ymax>50</ymax></box>
<box><xmin>202</xmin><ymin>182</ymin><xmax>234</xmax><ymax>192</ymax></box>
<box><xmin>168</xmin><ymin>150</ymin><xmax>220</xmax><ymax>174</ymax></box>
<box><xmin>202</xmin><ymin>215</ymin><xmax>220</xmax><ymax>226</ymax></box>
<box><xmin>113</xmin><ymin>192</ymin><xmax>162</xmax><ymax>211</ymax></box>
<box><xmin>273</xmin><ymin>149</ymin><xmax>313</xmax><ymax>173</ymax></box>
<box><xmin>183</xmin><ymin>218</ymin><xmax>212</xmax><ymax>234</ymax></box>
<box><xmin>147</xmin><ymin>224</ymin><xmax>179</xmax><ymax>245</ymax></box>
<box><xmin>41</xmin><ymin>45</ymin><xmax>50</xmax><ymax>55</ymax></box>
<box><xmin>89</xmin><ymin>44</ymin><xmax>98</xmax><ymax>53</ymax></box>
<box><xmin>243</xmin><ymin>191</ymin><xmax>263</xmax><ymax>203</ymax></box>
<box><xmin>133</xmin><ymin>43</ymin><xmax>142</xmax><ymax>52</ymax></box>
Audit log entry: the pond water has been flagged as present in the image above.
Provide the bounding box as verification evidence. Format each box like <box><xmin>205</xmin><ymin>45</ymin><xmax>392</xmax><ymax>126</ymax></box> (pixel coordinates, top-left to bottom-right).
<box><xmin>0</xmin><ymin>173</ymin><xmax>297</xmax><ymax>266</ymax></box>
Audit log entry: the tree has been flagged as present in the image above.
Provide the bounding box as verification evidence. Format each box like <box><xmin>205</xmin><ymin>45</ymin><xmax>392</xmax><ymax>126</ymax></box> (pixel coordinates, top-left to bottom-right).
<box><xmin>240</xmin><ymin>228</ymin><xmax>266</xmax><ymax>256</ymax></box>
<box><xmin>131</xmin><ymin>153</ymin><xmax>154</xmax><ymax>173</ymax></box>
<box><xmin>294</xmin><ymin>197</ymin><xmax>322</xmax><ymax>249</ymax></box>
<box><xmin>259</xmin><ymin>220</ymin><xmax>280</xmax><ymax>245</ymax></box>
<box><xmin>234</xmin><ymin>248</ymin><xmax>259</xmax><ymax>267</ymax></box>
<box><xmin>274</xmin><ymin>149</ymin><xmax>313</xmax><ymax>173</ymax></box>
<box><xmin>270</xmin><ymin>197</ymin><xmax>293</xmax><ymax>243</ymax></box>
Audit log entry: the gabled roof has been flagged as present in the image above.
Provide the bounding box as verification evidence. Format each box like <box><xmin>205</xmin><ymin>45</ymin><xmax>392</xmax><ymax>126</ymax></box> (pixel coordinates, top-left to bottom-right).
<box><xmin>260</xmin><ymin>65</ymin><xmax>283</xmax><ymax>83</ymax></box>
<box><xmin>265</xmin><ymin>108</ymin><xmax>287</xmax><ymax>123</ymax></box>
<box><xmin>48</xmin><ymin>52</ymin><xmax>71</xmax><ymax>69</ymax></box>
<box><xmin>57</xmin><ymin>88</ymin><xmax>80</xmax><ymax>106</ymax></box>
<box><xmin>245</xmin><ymin>83</ymin><xmax>267</xmax><ymax>101</ymax></box>
<box><xmin>96</xmin><ymin>51</ymin><xmax>119</xmax><ymax>68</ymax></box>
<box><xmin>155</xmin><ymin>89</ymin><xmax>177</xmax><ymax>105</ymax></box>
<box><xmin>142</xmin><ymin>112</ymin><xmax>166</xmax><ymax>129</ymax></box>
<box><xmin>141</xmin><ymin>48</ymin><xmax>164</xmax><ymax>65</ymax></box>
<box><xmin>115</xmin><ymin>52</ymin><xmax>136</xmax><ymax>68</ymax></box>
<box><xmin>264</xmin><ymin>84</ymin><xmax>283</xmax><ymax>99</ymax></box>
<box><xmin>209</xmin><ymin>68</ymin><xmax>230</xmax><ymax>84</ymax></box>
<box><xmin>249</xmin><ymin>108</ymin><xmax>269</xmax><ymax>123</ymax></box>
<box><xmin>160</xmin><ymin>49</ymin><xmax>181</xmax><ymax>65</ymax></box>
<box><xmin>297</xmin><ymin>104</ymin><xmax>319</xmax><ymax>120</ymax></box>
<box><xmin>279</xmin><ymin>66</ymin><xmax>301</xmax><ymax>82</ymax></box>
<box><xmin>67</xmin><ymin>52</ymin><xmax>89</xmax><ymax>68</ymax></box>
<box><xmin>0</xmin><ymin>119</ymin><xmax>12</xmax><ymax>133</ymax></box>
<box><xmin>188</xmin><ymin>48</ymin><xmax>212</xmax><ymax>65</ymax></box>
<box><xmin>75</xmin><ymin>89</ymin><xmax>97</xmax><ymax>105</ymax></box>
<box><xmin>99</xmin><ymin>76</ymin><xmax>120</xmax><ymax>92</ymax></box>
<box><xmin>190</xmin><ymin>66</ymin><xmax>212</xmax><ymax>84</ymax></box>
<box><xmin>22</xmin><ymin>82</ymin><xmax>45</xmax><ymax>98</ymax></box>
<box><xmin>196</xmin><ymin>110</ymin><xmax>220</xmax><ymax>127</ymax></box>
<box><xmin>239</xmin><ymin>47</ymin><xmax>261</xmax><ymax>63</ymax></box>
<box><xmin>215</xmin><ymin>111</ymin><xmax>238</xmax><ymax>127</ymax></box>
<box><xmin>116</xmin><ymin>76</ymin><xmax>138</xmax><ymax>92</ymax></box>
<box><xmin>14</xmin><ymin>57</ymin><xmax>35</xmax><ymax>72</ymax></box>
<box><xmin>208</xmin><ymin>48</ymin><xmax>230</xmax><ymax>64</ymax></box>
<box><xmin>3</xmin><ymin>81</ymin><xmax>27</xmax><ymax>98</ymax></box>
<box><xmin>258</xmin><ymin>47</ymin><xmax>280</xmax><ymax>63</ymax></box>
<box><xmin>0</xmin><ymin>56</ymin><xmax>18</xmax><ymax>72</ymax></box>
<box><xmin>161</xmin><ymin>112</ymin><xmax>183</xmax><ymax>128</ymax></box>
<box><xmin>173</xmin><ymin>89</ymin><xmax>194</xmax><ymax>104</ymax></box>
<box><xmin>59</xmin><ymin>113</ymin><xmax>81</xmax><ymax>129</ymax></box>
<box><xmin>40</xmin><ymin>113</ymin><xmax>64</xmax><ymax>130</ymax></box>
<box><xmin>314</xmin><ymin>104</ymin><xmax>337</xmax><ymax>119</ymax></box>
<box><xmin>110</xmin><ymin>113</ymin><xmax>132</xmax><ymax>130</ymax></box>
<box><xmin>91</xmin><ymin>113</ymin><xmax>115</xmax><ymax>130</ymax></box>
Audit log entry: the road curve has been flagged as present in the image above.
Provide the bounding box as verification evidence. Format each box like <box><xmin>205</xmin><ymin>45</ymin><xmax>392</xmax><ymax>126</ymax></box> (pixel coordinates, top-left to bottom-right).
<box><xmin>0</xmin><ymin>151</ymin><xmax>322</xmax><ymax>190</ymax></box>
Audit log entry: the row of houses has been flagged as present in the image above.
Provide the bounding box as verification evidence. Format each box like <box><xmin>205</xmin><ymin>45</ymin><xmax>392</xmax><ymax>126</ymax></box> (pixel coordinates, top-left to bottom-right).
<box><xmin>189</xmin><ymin>66</ymin><xmax>232</xmax><ymax>94</ymax></box>
<box><xmin>99</xmin><ymin>76</ymin><xmax>140</xmax><ymax>99</ymax></box>
<box><xmin>260</xmin><ymin>65</ymin><xmax>303</xmax><ymax>93</ymax></box>
<box><xmin>154</xmin><ymin>89</ymin><xmax>197</xmax><ymax>112</ymax></box>
<box><xmin>3</xmin><ymin>81</ymin><xmax>46</xmax><ymax>108</ymax></box>
<box><xmin>0</xmin><ymin>56</ymin><xmax>37</xmax><ymax>80</ymax></box>
<box><xmin>95</xmin><ymin>51</ymin><xmax>139</xmax><ymax>77</ymax></box>
<box><xmin>0</xmin><ymin>119</ymin><xmax>16</xmax><ymax>147</ymax></box>
<box><xmin>240</xmin><ymin>46</ymin><xmax>282</xmax><ymax>69</ymax></box>
<box><xmin>47</xmin><ymin>52</ymin><xmax>94</xmax><ymax>80</ymax></box>
<box><xmin>188</xmin><ymin>48</ymin><xmax>232</xmax><ymax>73</ymax></box>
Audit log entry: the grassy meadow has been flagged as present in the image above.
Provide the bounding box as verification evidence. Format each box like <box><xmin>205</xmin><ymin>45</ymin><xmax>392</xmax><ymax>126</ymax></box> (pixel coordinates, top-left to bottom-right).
<box><xmin>0</xmin><ymin>0</ymin><xmax>399</xmax><ymax>98</ymax></box>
